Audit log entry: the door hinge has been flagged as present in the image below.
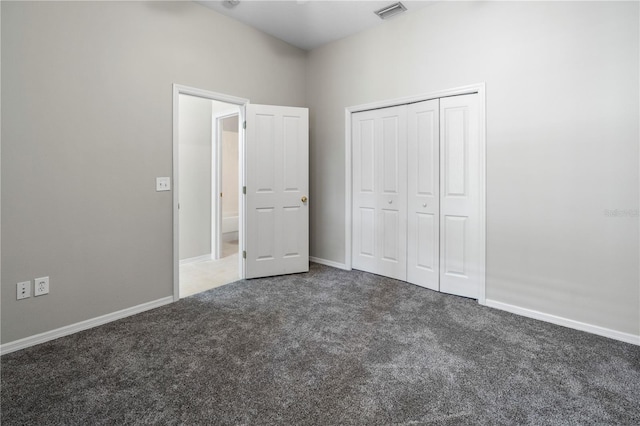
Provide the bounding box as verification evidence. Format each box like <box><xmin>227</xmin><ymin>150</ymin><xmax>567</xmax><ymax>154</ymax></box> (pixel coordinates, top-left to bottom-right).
<box><xmin>243</xmin><ymin>186</ymin><xmax>246</xmax><ymax>194</ymax></box>
<box><xmin>220</xmin><ymin>192</ymin><xmax>223</xmax><ymax>198</ymax></box>
<box><xmin>242</xmin><ymin>250</ymin><xmax>246</xmax><ymax>259</ymax></box>
<box><xmin>243</xmin><ymin>121</ymin><xmax>247</xmax><ymax>129</ymax></box>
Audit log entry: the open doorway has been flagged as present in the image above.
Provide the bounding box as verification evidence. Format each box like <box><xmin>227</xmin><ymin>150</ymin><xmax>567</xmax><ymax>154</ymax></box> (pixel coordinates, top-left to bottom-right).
<box><xmin>213</xmin><ymin>112</ymin><xmax>240</xmax><ymax>262</ymax></box>
<box><xmin>173</xmin><ymin>85</ymin><xmax>309</xmax><ymax>300</ymax></box>
<box><xmin>175</xmin><ymin>89</ymin><xmax>245</xmax><ymax>298</ymax></box>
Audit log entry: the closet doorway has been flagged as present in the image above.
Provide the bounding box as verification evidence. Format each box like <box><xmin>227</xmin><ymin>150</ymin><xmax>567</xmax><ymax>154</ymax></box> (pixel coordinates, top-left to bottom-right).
<box><xmin>345</xmin><ymin>84</ymin><xmax>486</xmax><ymax>303</ymax></box>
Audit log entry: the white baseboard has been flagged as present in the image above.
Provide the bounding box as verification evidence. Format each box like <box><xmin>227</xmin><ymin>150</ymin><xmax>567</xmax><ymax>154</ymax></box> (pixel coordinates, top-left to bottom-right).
<box><xmin>309</xmin><ymin>256</ymin><xmax>350</xmax><ymax>271</ymax></box>
<box><xmin>0</xmin><ymin>296</ymin><xmax>174</xmax><ymax>356</ymax></box>
<box><xmin>222</xmin><ymin>231</ymin><xmax>239</xmax><ymax>243</ymax></box>
<box><xmin>485</xmin><ymin>299</ymin><xmax>640</xmax><ymax>346</ymax></box>
<box><xmin>180</xmin><ymin>254</ymin><xmax>212</xmax><ymax>265</ymax></box>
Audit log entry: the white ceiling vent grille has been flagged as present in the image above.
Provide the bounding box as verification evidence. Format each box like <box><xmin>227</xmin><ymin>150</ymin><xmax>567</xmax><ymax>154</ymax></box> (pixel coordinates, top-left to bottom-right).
<box><xmin>374</xmin><ymin>2</ymin><xmax>407</xmax><ymax>20</ymax></box>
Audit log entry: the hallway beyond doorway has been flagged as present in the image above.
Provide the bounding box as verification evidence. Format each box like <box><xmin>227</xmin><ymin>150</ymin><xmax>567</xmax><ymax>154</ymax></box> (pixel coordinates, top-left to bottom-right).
<box><xmin>180</xmin><ymin>240</ymin><xmax>239</xmax><ymax>297</ymax></box>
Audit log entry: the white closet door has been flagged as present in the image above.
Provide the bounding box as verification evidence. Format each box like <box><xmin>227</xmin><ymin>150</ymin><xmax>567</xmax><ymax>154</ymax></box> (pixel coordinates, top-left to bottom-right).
<box><xmin>245</xmin><ymin>104</ymin><xmax>309</xmax><ymax>279</ymax></box>
<box><xmin>439</xmin><ymin>94</ymin><xmax>480</xmax><ymax>298</ymax></box>
<box><xmin>407</xmin><ymin>99</ymin><xmax>440</xmax><ymax>290</ymax></box>
<box><xmin>352</xmin><ymin>105</ymin><xmax>407</xmax><ymax>281</ymax></box>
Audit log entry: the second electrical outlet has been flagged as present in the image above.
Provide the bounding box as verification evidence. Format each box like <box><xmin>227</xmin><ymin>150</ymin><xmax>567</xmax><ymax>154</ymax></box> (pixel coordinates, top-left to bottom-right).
<box><xmin>34</xmin><ymin>276</ymin><xmax>49</xmax><ymax>296</ymax></box>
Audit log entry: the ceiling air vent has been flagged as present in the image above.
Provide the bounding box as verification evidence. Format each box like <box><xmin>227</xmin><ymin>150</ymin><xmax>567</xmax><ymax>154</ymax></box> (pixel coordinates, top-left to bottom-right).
<box><xmin>374</xmin><ymin>2</ymin><xmax>407</xmax><ymax>20</ymax></box>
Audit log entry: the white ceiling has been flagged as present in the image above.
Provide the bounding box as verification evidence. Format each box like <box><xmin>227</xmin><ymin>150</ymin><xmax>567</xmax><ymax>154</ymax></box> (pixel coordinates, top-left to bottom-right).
<box><xmin>197</xmin><ymin>1</ymin><xmax>434</xmax><ymax>51</ymax></box>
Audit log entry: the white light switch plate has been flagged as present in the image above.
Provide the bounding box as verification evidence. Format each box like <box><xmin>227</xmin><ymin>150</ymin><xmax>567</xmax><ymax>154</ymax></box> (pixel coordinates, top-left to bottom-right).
<box><xmin>156</xmin><ymin>177</ymin><xmax>171</xmax><ymax>192</ymax></box>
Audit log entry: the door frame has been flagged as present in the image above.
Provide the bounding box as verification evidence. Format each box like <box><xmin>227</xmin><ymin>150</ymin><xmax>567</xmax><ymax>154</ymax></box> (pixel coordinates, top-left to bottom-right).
<box><xmin>172</xmin><ymin>84</ymin><xmax>248</xmax><ymax>301</ymax></box>
<box><xmin>344</xmin><ymin>83</ymin><xmax>487</xmax><ymax>304</ymax></box>
<box><xmin>212</xmin><ymin>110</ymin><xmax>240</xmax><ymax>260</ymax></box>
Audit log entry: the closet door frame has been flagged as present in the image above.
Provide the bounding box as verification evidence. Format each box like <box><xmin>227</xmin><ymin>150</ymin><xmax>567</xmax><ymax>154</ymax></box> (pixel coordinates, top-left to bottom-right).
<box><xmin>345</xmin><ymin>83</ymin><xmax>487</xmax><ymax>305</ymax></box>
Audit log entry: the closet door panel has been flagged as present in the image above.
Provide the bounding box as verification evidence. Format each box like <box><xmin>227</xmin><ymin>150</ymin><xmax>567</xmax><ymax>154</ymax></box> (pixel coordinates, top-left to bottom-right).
<box><xmin>439</xmin><ymin>94</ymin><xmax>480</xmax><ymax>299</ymax></box>
<box><xmin>407</xmin><ymin>100</ymin><xmax>440</xmax><ymax>290</ymax></box>
<box><xmin>352</xmin><ymin>106</ymin><xmax>407</xmax><ymax>280</ymax></box>
<box><xmin>352</xmin><ymin>115</ymin><xmax>377</xmax><ymax>273</ymax></box>
<box><xmin>376</xmin><ymin>107</ymin><xmax>407</xmax><ymax>280</ymax></box>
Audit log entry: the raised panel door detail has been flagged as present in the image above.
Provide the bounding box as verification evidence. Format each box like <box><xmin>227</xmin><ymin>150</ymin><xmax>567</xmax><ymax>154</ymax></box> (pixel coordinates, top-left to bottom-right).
<box><xmin>283</xmin><ymin>116</ymin><xmax>300</xmax><ymax>192</ymax></box>
<box><xmin>417</xmin><ymin>111</ymin><xmax>437</xmax><ymax>196</ymax></box>
<box><xmin>443</xmin><ymin>215</ymin><xmax>467</xmax><ymax>277</ymax></box>
<box><xmin>381</xmin><ymin>209</ymin><xmax>399</xmax><ymax>261</ymax></box>
<box><xmin>256</xmin><ymin>207</ymin><xmax>275</xmax><ymax>261</ymax></box>
<box><xmin>444</xmin><ymin>107</ymin><xmax>467</xmax><ymax>197</ymax></box>
<box><xmin>282</xmin><ymin>206</ymin><xmax>301</xmax><ymax>257</ymax></box>
<box><xmin>359</xmin><ymin>207</ymin><xmax>375</xmax><ymax>257</ymax></box>
<box><xmin>255</xmin><ymin>114</ymin><xmax>275</xmax><ymax>193</ymax></box>
<box><xmin>382</xmin><ymin>116</ymin><xmax>400</xmax><ymax>194</ymax></box>
<box><xmin>416</xmin><ymin>212</ymin><xmax>436</xmax><ymax>271</ymax></box>
<box><xmin>360</xmin><ymin>120</ymin><xmax>375</xmax><ymax>193</ymax></box>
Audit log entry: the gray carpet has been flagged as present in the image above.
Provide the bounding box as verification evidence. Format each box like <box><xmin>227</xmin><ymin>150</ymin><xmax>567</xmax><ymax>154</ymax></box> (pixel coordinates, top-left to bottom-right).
<box><xmin>2</xmin><ymin>263</ymin><xmax>639</xmax><ymax>425</ymax></box>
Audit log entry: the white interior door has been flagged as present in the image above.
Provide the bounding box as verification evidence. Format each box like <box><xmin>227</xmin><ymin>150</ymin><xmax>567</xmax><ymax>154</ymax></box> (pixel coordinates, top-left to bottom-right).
<box><xmin>245</xmin><ymin>104</ymin><xmax>309</xmax><ymax>279</ymax></box>
<box><xmin>439</xmin><ymin>94</ymin><xmax>480</xmax><ymax>298</ymax></box>
<box><xmin>352</xmin><ymin>105</ymin><xmax>407</xmax><ymax>281</ymax></box>
<box><xmin>407</xmin><ymin>99</ymin><xmax>440</xmax><ymax>290</ymax></box>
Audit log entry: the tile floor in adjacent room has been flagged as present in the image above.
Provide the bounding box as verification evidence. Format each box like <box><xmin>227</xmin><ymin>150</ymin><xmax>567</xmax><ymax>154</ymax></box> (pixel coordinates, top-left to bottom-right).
<box><xmin>179</xmin><ymin>240</ymin><xmax>240</xmax><ymax>297</ymax></box>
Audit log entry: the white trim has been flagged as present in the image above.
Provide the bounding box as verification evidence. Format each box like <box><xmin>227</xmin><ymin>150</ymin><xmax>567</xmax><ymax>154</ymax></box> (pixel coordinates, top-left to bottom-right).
<box><xmin>238</xmin><ymin>106</ymin><xmax>246</xmax><ymax>280</ymax></box>
<box><xmin>309</xmin><ymin>256</ymin><xmax>350</xmax><ymax>271</ymax></box>
<box><xmin>485</xmin><ymin>299</ymin><xmax>640</xmax><ymax>346</ymax></box>
<box><xmin>344</xmin><ymin>108</ymin><xmax>352</xmax><ymax>271</ymax></box>
<box><xmin>344</xmin><ymin>83</ymin><xmax>487</xmax><ymax>303</ymax></box>
<box><xmin>476</xmin><ymin>84</ymin><xmax>487</xmax><ymax>305</ymax></box>
<box><xmin>0</xmin><ymin>296</ymin><xmax>174</xmax><ymax>356</ymax></box>
<box><xmin>172</xmin><ymin>85</ymin><xmax>180</xmax><ymax>302</ymax></box>
<box><xmin>173</xmin><ymin>84</ymin><xmax>249</xmax><ymax>302</ymax></box>
<box><xmin>346</xmin><ymin>84</ymin><xmax>485</xmax><ymax>114</ymax></box>
<box><xmin>179</xmin><ymin>254</ymin><xmax>212</xmax><ymax>265</ymax></box>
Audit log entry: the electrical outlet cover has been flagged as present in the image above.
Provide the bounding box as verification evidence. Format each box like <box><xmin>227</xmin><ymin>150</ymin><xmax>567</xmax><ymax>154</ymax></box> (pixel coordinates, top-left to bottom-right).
<box><xmin>34</xmin><ymin>276</ymin><xmax>49</xmax><ymax>296</ymax></box>
<box><xmin>156</xmin><ymin>177</ymin><xmax>171</xmax><ymax>192</ymax></box>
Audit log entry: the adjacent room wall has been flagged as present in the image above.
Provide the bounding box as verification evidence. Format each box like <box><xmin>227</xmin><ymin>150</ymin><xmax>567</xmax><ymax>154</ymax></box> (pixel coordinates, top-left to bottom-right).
<box><xmin>306</xmin><ymin>1</ymin><xmax>640</xmax><ymax>335</ymax></box>
<box><xmin>1</xmin><ymin>1</ymin><xmax>306</xmax><ymax>343</ymax></box>
<box><xmin>222</xmin><ymin>119</ymin><xmax>240</xmax><ymax>218</ymax></box>
<box><xmin>178</xmin><ymin>94</ymin><xmax>212</xmax><ymax>261</ymax></box>
<box><xmin>178</xmin><ymin>97</ymin><xmax>239</xmax><ymax>261</ymax></box>
<box><xmin>221</xmin><ymin>116</ymin><xmax>240</xmax><ymax>240</ymax></box>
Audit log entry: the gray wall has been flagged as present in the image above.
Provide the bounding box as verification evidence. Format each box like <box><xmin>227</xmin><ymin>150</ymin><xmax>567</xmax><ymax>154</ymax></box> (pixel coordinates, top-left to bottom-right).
<box><xmin>307</xmin><ymin>1</ymin><xmax>639</xmax><ymax>335</ymax></box>
<box><xmin>2</xmin><ymin>0</ymin><xmax>638</xmax><ymax>344</ymax></box>
<box><xmin>1</xmin><ymin>1</ymin><xmax>306</xmax><ymax>343</ymax></box>
<box><xmin>178</xmin><ymin>94</ymin><xmax>212</xmax><ymax>261</ymax></box>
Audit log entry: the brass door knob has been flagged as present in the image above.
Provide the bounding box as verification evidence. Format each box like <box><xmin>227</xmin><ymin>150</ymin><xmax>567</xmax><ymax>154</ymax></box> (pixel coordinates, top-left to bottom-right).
<box><xmin>301</xmin><ymin>196</ymin><xmax>308</xmax><ymax>203</ymax></box>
